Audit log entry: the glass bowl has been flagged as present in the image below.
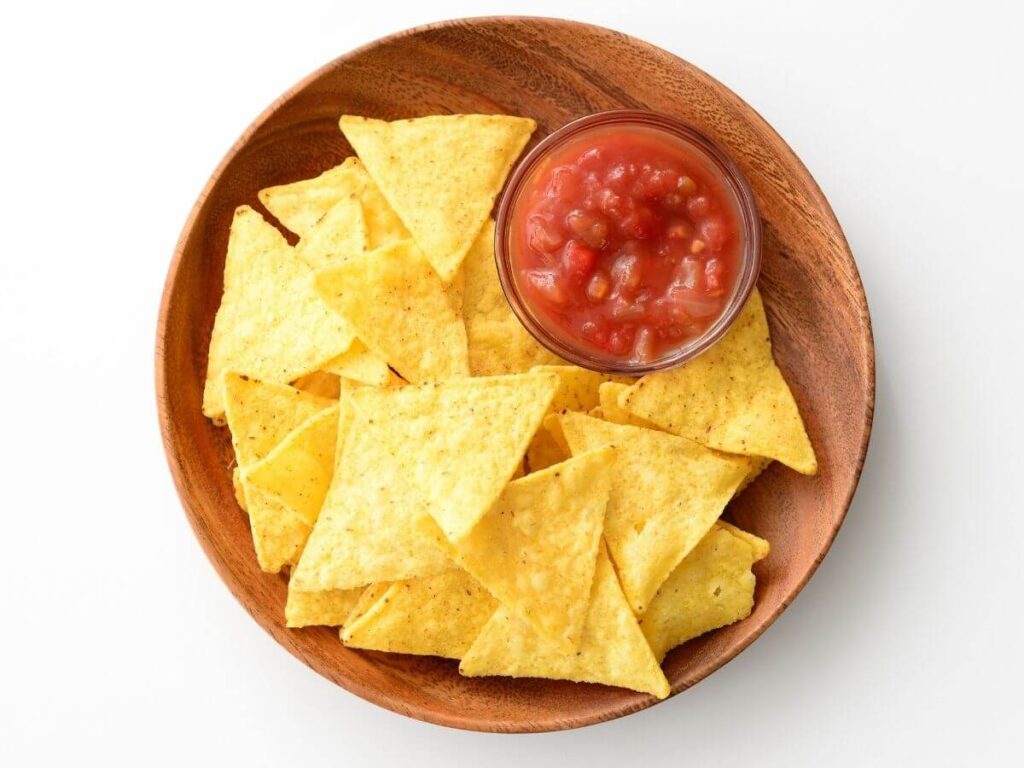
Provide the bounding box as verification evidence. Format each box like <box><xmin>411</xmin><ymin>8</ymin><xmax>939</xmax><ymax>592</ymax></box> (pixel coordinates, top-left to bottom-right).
<box><xmin>494</xmin><ymin>109</ymin><xmax>762</xmax><ymax>376</ymax></box>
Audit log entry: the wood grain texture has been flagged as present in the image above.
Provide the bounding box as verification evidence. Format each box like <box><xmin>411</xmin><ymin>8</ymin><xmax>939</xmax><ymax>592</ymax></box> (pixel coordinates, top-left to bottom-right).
<box><xmin>155</xmin><ymin>17</ymin><xmax>874</xmax><ymax>733</ymax></box>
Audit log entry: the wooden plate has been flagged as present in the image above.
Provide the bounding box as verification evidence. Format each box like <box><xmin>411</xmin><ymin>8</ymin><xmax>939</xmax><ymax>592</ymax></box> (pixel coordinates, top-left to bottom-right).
<box><xmin>156</xmin><ymin>17</ymin><xmax>874</xmax><ymax>733</ymax></box>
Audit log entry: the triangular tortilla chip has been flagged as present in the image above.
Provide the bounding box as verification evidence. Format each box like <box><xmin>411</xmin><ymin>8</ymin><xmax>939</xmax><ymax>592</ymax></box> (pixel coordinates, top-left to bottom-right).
<box><xmin>320</xmin><ymin>340</ymin><xmax>395</xmax><ymax>387</ymax></box>
<box><xmin>245</xmin><ymin>400</ymin><xmax>353</xmax><ymax>526</ymax></box>
<box><xmin>246</xmin><ymin>496</ymin><xmax>312</xmax><ymax>572</ymax></box>
<box><xmin>533</xmin><ymin>366</ymin><xmax>633</xmax><ymax>415</ymax></box>
<box><xmin>314</xmin><ymin>241</ymin><xmax>469</xmax><ymax>384</ymax></box>
<box><xmin>596</xmin><ymin>381</ymin><xmax>656</xmax><ymax>428</ymax></box>
<box><xmin>291</xmin><ymin>374</ymin><xmax>558</xmax><ymax>590</ymax></box>
<box><xmin>258</xmin><ymin>158</ymin><xmax>361</xmax><ymax>237</ymax></box>
<box><xmin>291</xmin><ymin>370</ymin><xmax>342</xmax><ymax>399</ymax></box>
<box><xmin>339</xmin><ymin>114</ymin><xmax>536</xmax><ymax>281</ymax></box>
<box><xmin>595</xmin><ymin>382</ymin><xmax>772</xmax><ymax>494</ymax></box>
<box><xmin>460</xmin><ymin>545</ymin><xmax>670</xmax><ymax>699</ymax></box>
<box><xmin>422</xmin><ymin>447</ymin><xmax>614</xmax><ymax>651</ymax></box>
<box><xmin>285</xmin><ymin>585</ymin><xmax>364</xmax><ymax>629</ymax></box>
<box><xmin>463</xmin><ymin>219</ymin><xmax>559</xmax><ymax>375</ymax></box>
<box><xmin>260</xmin><ymin>157</ymin><xmax>409</xmax><ymax>245</ymax></box>
<box><xmin>341</xmin><ymin>570</ymin><xmax>497</xmax><ymax>659</ymax></box>
<box><xmin>619</xmin><ymin>289</ymin><xmax>817</xmax><ymax>474</ymax></box>
<box><xmin>221</xmin><ymin>373</ymin><xmax>333</xmax><ymax>572</ymax></box>
<box><xmin>554</xmin><ymin>412</ymin><xmax>750</xmax><ymax>614</ymax></box>
<box><xmin>202</xmin><ymin>206</ymin><xmax>356</xmax><ymax>419</ymax></box>
<box><xmin>294</xmin><ymin>194</ymin><xmax>368</xmax><ymax>270</ymax></box>
<box><xmin>640</xmin><ymin>523</ymin><xmax>769</xmax><ymax>661</ymax></box>
<box><xmin>525</xmin><ymin>427</ymin><xmax>568</xmax><ymax>473</ymax></box>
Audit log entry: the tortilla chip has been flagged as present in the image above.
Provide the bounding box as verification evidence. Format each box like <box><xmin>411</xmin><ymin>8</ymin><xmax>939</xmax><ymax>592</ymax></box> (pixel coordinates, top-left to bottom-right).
<box><xmin>460</xmin><ymin>545</ymin><xmax>670</xmax><ymax>699</ymax></box>
<box><xmin>285</xmin><ymin>585</ymin><xmax>364</xmax><ymax>629</ymax></box>
<box><xmin>619</xmin><ymin>289</ymin><xmax>817</xmax><ymax>474</ymax></box>
<box><xmin>553</xmin><ymin>412</ymin><xmax>750</xmax><ymax>615</ymax></box>
<box><xmin>294</xmin><ymin>194</ymin><xmax>368</xmax><ymax>270</ymax></box>
<box><xmin>231</xmin><ymin>467</ymin><xmax>247</xmax><ymax>513</ymax></box>
<box><xmin>341</xmin><ymin>570</ymin><xmax>497</xmax><ymax>659</ymax></box>
<box><xmin>342</xmin><ymin>583</ymin><xmax>391</xmax><ymax>629</ymax></box>
<box><xmin>320</xmin><ymin>341</ymin><xmax>394</xmax><ymax>387</ymax></box>
<box><xmin>422</xmin><ymin>447</ymin><xmax>614</xmax><ymax>651</ymax></box>
<box><xmin>221</xmin><ymin>373</ymin><xmax>334</xmax><ymax>572</ymax></box>
<box><xmin>245</xmin><ymin>401</ymin><xmax>353</xmax><ymax>526</ymax></box>
<box><xmin>260</xmin><ymin>157</ymin><xmax>410</xmax><ymax>243</ymax></box>
<box><xmin>258</xmin><ymin>158</ymin><xmax>361</xmax><ymax>237</ymax></box>
<box><xmin>339</xmin><ymin>114</ymin><xmax>536</xmax><ymax>281</ymax></box>
<box><xmin>533</xmin><ymin>365</ymin><xmax>632</xmax><ymax>414</ymax></box>
<box><xmin>462</xmin><ymin>219</ymin><xmax>559</xmax><ymax>375</ymax></box>
<box><xmin>596</xmin><ymin>382</ymin><xmax>655</xmax><ymax>428</ymax></box>
<box><xmin>525</xmin><ymin>428</ymin><xmax>568</xmax><ymax>473</ymax></box>
<box><xmin>314</xmin><ymin>240</ymin><xmax>469</xmax><ymax>384</ymax></box>
<box><xmin>292</xmin><ymin>370</ymin><xmax>342</xmax><ymax>399</ymax></box>
<box><xmin>640</xmin><ymin>523</ymin><xmax>769</xmax><ymax>661</ymax></box>
<box><xmin>221</xmin><ymin>373</ymin><xmax>334</xmax><ymax>468</ymax></box>
<box><xmin>247</xmin><ymin>497</ymin><xmax>312</xmax><ymax>572</ymax></box>
<box><xmin>736</xmin><ymin>457</ymin><xmax>773</xmax><ymax>494</ymax></box>
<box><xmin>202</xmin><ymin>207</ymin><xmax>355</xmax><ymax>419</ymax></box>
<box><xmin>291</xmin><ymin>374</ymin><xmax>558</xmax><ymax>590</ymax></box>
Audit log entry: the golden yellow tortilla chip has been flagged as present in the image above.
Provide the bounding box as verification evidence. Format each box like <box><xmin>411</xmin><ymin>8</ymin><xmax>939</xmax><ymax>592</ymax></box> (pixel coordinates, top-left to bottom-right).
<box><xmin>292</xmin><ymin>370</ymin><xmax>342</xmax><ymax>399</ymax></box>
<box><xmin>285</xmin><ymin>585</ymin><xmax>364</xmax><ymax>629</ymax></box>
<box><xmin>245</xmin><ymin>401</ymin><xmax>353</xmax><ymax>526</ymax></box>
<box><xmin>258</xmin><ymin>158</ymin><xmax>361</xmax><ymax>237</ymax></box>
<box><xmin>221</xmin><ymin>373</ymin><xmax>333</xmax><ymax>572</ymax></box>
<box><xmin>554</xmin><ymin>411</ymin><xmax>750</xmax><ymax>615</ymax></box>
<box><xmin>736</xmin><ymin>457</ymin><xmax>773</xmax><ymax>494</ymax></box>
<box><xmin>202</xmin><ymin>206</ymin><xmax>355</xmax><ymax>419</ymax></box>
<box><xmin>260</xmin><ymin>157</ymin><xmax>410</xmax><ymax>245</ymax></box>
<box><xmin>314</xmin><ymin>241</ymin><xmax>469</xmax><ymax>384</ymax></box>
<box><xmin>525</xmin><ymin>428</ymin><xmax>568</xmax><ymax>473</ymax></box>
<box><xmin>460</xmin><ymin>545</ymin><xmax>670</xmax><ymax>699</ymax></box>
<box><xmin>422</xmin><ymin>447</ymin><xmax>614</xmax><ymax>651</ymax></box>
<box><xmin>462</xmin><ymin>219</ymin><xmax>559</xmax><ymax>375</ymax></box>
<box><xmin>619</xmin><ymin>289</ymin><xmax>817</xmax><ymax>474</ymax></box>
<box><xmin>231</xmin><ymin>467</ymin><xmax>247</xmax><ymax>513</ymax></box>
<box><xmin>339</xmin><ymin>114</ymin><xmax>536</xmax><ymax>281</ymax></box>
<box><xmin>320</xmin><ymin>340</ymin><xmax>394</xmax><ymax>387</ymax></box>
<box><xmin>597</xmin><ymin>382</ymin><xmax>655</xmax><ymax>428</ymax></box>
<box><xmin>294</xmin><ymin>194</ymin><xmax>368</xmax><ymax>270</ymax></box>
<box><xmin>291</xmin><ymin>374</ymin><xmax>558</xmax><ymax>590</ymax></box>
<box><xmin>533</xmin><ymin>365</ymin><xmax>632</xmax><ymax>414</ymax></box>
<box><xmin>222</xmin><ymin>373</ymin><xmax>333</xmax><ymax>469</ymax></box>
<box><xmin>341</xmin><ymin>570</ymin><xmax>497</xmax><ymax>659</ymax></box>
<box><xmin>640</xmin><ymin>523</ymin><xmax>769</xmax><ymax>662</ymax></box>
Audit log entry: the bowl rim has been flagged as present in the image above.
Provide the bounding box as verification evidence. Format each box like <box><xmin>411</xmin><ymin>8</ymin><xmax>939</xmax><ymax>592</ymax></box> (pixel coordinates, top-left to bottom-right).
<box><xmin>155</xmin><ymin>15</ymin><xmax>875</xmax><ymax>733</ymax></box>
<box><xmin>494</xmin><ymin>108</ymin><xmax>763</xmax><ymax>375</ymax></box>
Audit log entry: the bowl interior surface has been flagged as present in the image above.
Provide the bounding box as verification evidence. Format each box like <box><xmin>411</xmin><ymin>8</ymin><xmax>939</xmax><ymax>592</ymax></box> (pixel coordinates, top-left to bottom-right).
<box><xmin>156</xmin><ymin>17</ymin><xmax>873</xmax><ymax>733</ymax></box>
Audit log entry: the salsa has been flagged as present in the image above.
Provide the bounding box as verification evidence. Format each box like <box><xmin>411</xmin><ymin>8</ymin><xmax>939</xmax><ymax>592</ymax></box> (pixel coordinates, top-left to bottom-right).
<box><xmin>510</xmin><ymin>124</ymin><xmax>743</xmax><ymax>365</ymax></box>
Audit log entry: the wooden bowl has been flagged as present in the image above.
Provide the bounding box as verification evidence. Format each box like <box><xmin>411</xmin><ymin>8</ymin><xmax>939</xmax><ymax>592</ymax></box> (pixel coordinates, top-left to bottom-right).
<box><xmin>156</xmin><ymin>17</ymin><xmax>874</xmax><ymax>733</ymax></box>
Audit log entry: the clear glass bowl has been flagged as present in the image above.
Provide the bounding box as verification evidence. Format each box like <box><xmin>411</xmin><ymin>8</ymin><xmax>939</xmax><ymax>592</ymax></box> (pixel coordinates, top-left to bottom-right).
<box><xmin>494</xmin><ymin>109</ymin><xmax>762</xmax><ymax>376</ymax></box>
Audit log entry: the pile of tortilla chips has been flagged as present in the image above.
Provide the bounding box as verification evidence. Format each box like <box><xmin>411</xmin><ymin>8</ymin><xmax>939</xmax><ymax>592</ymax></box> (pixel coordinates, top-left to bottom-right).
<box><xmin>202</xmin><ymin>113</ymin><xmax>816</xmax><ymax>700</ymax></box>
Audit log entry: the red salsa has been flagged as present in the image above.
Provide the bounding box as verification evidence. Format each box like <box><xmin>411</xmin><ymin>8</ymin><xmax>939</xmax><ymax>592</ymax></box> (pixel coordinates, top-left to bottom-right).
<box><xmin>511</xmin><ymin>125</ymin><xmax>743</xmax><ymax>364</ymax></box>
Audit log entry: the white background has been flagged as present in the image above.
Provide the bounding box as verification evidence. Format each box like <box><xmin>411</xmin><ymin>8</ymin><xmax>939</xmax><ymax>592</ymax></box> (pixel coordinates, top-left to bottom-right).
<box><xmin>2</xmin><ymin>1</ymin><xmax>1021</xmax><ymax>765</ymax></box>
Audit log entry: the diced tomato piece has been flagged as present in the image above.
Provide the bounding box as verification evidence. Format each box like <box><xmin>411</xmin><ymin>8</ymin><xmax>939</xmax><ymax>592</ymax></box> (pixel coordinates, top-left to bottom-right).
<box><xmin>528</xmin><ymin>216</ymin><xmax>564</xmax><ymax>255</ymax></box>
<box><xmin>566</xmin><ymin>210</ymin><xmax>609</xmax><ymax>248</ymax></box>
<box><xmin>620</xmin><ymin>206</ymin><xmax>656</xmax><ymax>239</ymax></box>
<box><xmin>687</xmin><ymin>194</ymin><xmax>711</xmax><ymax>218</ymax></box>
<box><xmin>701</xmin><ymin>217</ymin><xmax>728</xmax><ymax>251</ymax></box>
<box><xmin>586</xmin><ymin>271</ymin><xmax>611</xmax><ymax>302</ymax></box>
<box><xmin>526</xmin><ymin>269</ymin><xmax>569</xmax><ymax>306</ymax></box>
<box><xmin>610</xmin><ymin>251</ymin><xmax>642</xmax><ymax>294</ymax></box>
<box><xmin>632</xmin><ymin>325</ymin><xmax>656</xmax><ymax>363</ymax></box>
<box><xmin>561</xmin><ymin>240</ymin><xmax>598</xmax><ymax>281</ymax></box>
